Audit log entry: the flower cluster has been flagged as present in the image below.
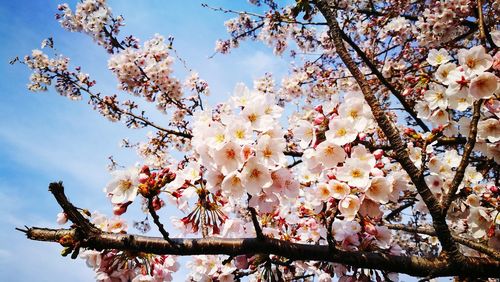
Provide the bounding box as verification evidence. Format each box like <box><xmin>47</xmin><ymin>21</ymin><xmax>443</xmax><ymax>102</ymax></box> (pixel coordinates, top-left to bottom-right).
<box><xmin>415</xmin><ymin>0</ymin><xmax>472</xmax><ymax>46</ymax></box>
<box><xmin>80</xmin><ymin>250</ymin><xmax>179</xmax><ymax>282</ymax></box>
<box><xmin>18</xmin><ymin>0</ymin><xmax>500</xmax><ymax>280</ymax></box>
<box><xmin>107</xmin><ymin>34</ymin><xmax>182</xmax><ymax>111</ymax></box>
<box><xmin>186</xmin><ymin>256</ymin><xmax>235</xmax><ymax>282</ymax></box>
<box><xmin>416</xmin><ymin>45</ymin><xmax>499</xmax><ymax>154</ymax></box>
<box><xmin>23</xmin><ymin>47</ymin><xmax>97</xmax><ymax>100</ymax></box>
<box><xmin>189</xmin><ymin>83</ymin><xmax>292</xmax><ymax>212</ymax></box>
<box><xmin>56</xmin><ymin>0</ymin><xmax>123</xmax><ymax>52</ymax></box>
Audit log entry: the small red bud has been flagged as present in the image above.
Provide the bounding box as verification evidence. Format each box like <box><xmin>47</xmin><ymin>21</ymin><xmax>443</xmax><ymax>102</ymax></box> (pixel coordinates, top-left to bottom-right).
<box><xmin>140</xmin><ymin>165</ymin><xmax>150</xmax><ymax>175</ymax></box>
<box><xmin>113</xmin><ymin>201</ymin><xmax>132</xmax><ymax>216</ymax></box>
<box><xmin>489</xmin><ymin>186</ymin><xmax>498</xmax><ymax>194</ymax></box>
<box><xmin>314</xmin><ymin>104</ymin><xmax>323</xmax><ymax>113</ymax></box>
<box><xmin>326</xmin><ymin>172</ymin><xmax>336</xmax><ymax>180</ymax></box>
<box><xmin>358</xmin><ymin>133</ymin><xmax>367</xmax><ymax>141</ymax></box>
<box><xmin>404</xmin><ymin>128</ymin><xmax>416</xmax><ymax>135</ymax></box>
<box><xmin>373</xmin><ymin>149</ymin><xmax>384</xmax><ymax>159</ymax></box>
<box><xmin>313</xmin><ymin>115</ymin><xmax>325</xmax><ymax>125</ymax></box>
<box><xmin>344</xmin><ymin>144</ymin><xmax>351</xmax><ymax>155</ymax></box>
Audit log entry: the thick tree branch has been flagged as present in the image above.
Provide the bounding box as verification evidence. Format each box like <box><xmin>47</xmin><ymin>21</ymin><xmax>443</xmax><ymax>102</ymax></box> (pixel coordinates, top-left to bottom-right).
<box><xmin>20</xmin><ymin>183</ymin><xmax>500</xmax><ymax>279</ymax></box>
<box><xmin>21</xmin><ymin>227</ymin><xmax>500</xmax><ymax>278</ymax></box>
<box><xmin>48</xmin><ymin>182</ymin><xmax>100</xmax><ymax>234</ymax></box>
<box><xmin>314</xmin><ymin>0</ymin><xmax>464</xmax><ymax>263</ymax></box>
<box><xmin>441</xmin><ymin>100</ymin><xmax>482</xmax><ymax>214</ymax></box>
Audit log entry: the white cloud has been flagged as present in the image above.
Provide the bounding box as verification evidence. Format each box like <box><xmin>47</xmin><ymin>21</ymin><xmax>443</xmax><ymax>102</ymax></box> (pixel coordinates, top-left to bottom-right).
<box><xmin>239</xmin><ymin>50</ymin><xmax>288</xmax><ymax>79</ymax></box>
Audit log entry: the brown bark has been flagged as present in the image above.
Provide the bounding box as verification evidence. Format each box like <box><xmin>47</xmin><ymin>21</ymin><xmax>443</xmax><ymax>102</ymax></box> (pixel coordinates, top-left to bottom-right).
<box><xmin>18</xmin><ymin>182</ymin><xmax>500</xmax><ymax>279</ymax></box>
<box><xmin>20</xmin><ymin>227</ymin><xmax>500</xmax><ymax>278</ymax></box>
<box><xmin>312</xmin><ymin>0</ymin><xmax>475</xmax><ymax>265</ymax></box>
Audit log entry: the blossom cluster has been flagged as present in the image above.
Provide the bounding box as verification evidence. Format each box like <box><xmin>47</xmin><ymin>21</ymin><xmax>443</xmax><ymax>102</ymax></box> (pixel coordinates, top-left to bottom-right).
<box><xmin>57</xmin><ymin>205</ymin><xmax>179</xmax><ymax>281</ymax></box>
<box><xmin>18</xmin><ymin>0</ymin><xmax>500</xmax><ymax>280</ymax></box>
<box><xmin>23</xmin><ymin>48</ymin><xmax>95</xmax><ymax>100</ymax></box>
<box><xmin>56</xmin><ymin>0</ymin><xmax>123</xmax><ymax>52</ymax></box>
<box><xmin>415</xmin><ymin>0</ymin><xmax>472</xmax><ymax>46</ymax></box>
<box><xmin>108</xmin><ymin>34</ymin><xmax>182</xmax><ymax>111</ymax></box>
<box><xmin>415</xmin><ymin>45</ymin><xmax>499</xmax><ymax>160</ymax></box>
<box><xmin>189</xmin><ymin>83</ymin><xmax>291</xmax><ymax>207</ymax></box>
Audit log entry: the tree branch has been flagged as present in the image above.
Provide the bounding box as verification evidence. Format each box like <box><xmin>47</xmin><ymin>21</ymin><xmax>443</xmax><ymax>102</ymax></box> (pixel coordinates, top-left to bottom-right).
<box><xmin>147</xmin><ymin>197</ymin><xmax>177</xmax><ymax>247</ymax></box>
<box><xmin>248</xmin><ymin>206</ymin><xmax>264</xmax><ymax>240</ymax></box>
<box><xmin>441</xmin><ymin>100</ymin><xmax>482</xmax><ymax>214</ymax></box>
<box><xmin>56</xmin><ymin>72</ymin><xmax>193</xmax><ymax>139</ymax></box>
<box><xmin>314</xmin><ymin>0</ymin><xmax>463</xmax><ymax>263</ymax></box>
<box><xmin>21</xmin><ymin>226</ymin><xmax>500</xmax><ymax>278</ymax></box>
<box><xmin>48</xmin><ymin>182</ymin><xmax>100</xmax><ymax>234</ymax></box>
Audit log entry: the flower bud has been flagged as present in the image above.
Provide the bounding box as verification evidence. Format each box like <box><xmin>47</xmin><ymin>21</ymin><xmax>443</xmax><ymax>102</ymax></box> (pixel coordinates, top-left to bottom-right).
<box><xmin>314</xmin><ymin>104</ymin><xmax>323</xmax><ymax>113</ymax></box>
<box><xmin>113</xmin><ymin>201</ymin><xmax>132</xmax><ymax>215</ymax></box>
<box><xmin>326</xmin><ymin>171</ymin><xmax>336</xmax><ymax>180</ymax></box>
<box><xmin>364</xmin><ymin>222</ymin><xmax>377</xmax><ymax>235</ymax></box>
<box><xmin>139</xmin><ymin>173</ymin><xmax>149</xmax><ymax>184</ymax></box>
<box><xmin>489</xmin><ymin>186</ymin><xmax>498</xmax><ymax>194</ymax></box>
<box><xmin>56</xmin><ymin>212</ymin><xmax>68</xmax><ymax>225</ymax></box>
<box><xmin>234</xmin><ymin>255</ymin><xmax>249</xmax><ymax>269</ymax></box>
<box><xmin>313</xmin><ymin>115</ymin><xmax>325</xmax><ymax>125</ymax></box>
<box><xmin>358</xmin><ymin>133</ymin><xmax>367</xmax><ymax>141</ymax></box>
<box><xmin>373</xmin><ymin>149</ymin><xmax>384</xmax><ymax>159</ymax></box>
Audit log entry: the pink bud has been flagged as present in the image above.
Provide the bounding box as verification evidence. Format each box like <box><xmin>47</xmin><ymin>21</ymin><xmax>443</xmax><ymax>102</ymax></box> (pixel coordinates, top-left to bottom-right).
<box><xmin>490</xmin><ymin>186</ymin><xmax>499</xmax><ymax>194</ymax></box>
<box><xmin>140</xmin><ymin>165</ymin><xmax>150</xmax><ymax>175</ymax></box>
<box><xmin>375</xmin><ymin>161</ymin><xmax>385</xmax><ymax>169</ymax></box>
<box><xmin>404</xmin><ymin>128</ymin><xmax>415</xmax><ymax>135</ymax></box>
<box><xmin>56</xmin><ymin>212</ymin><xmax>68</xmax><ymax>225</ymax></box>
<box><xmin>152</xmin><ymin>197</ymin><xmax>164</xmax><ymax>211</ymax></box>
<box><xmin>358</xmin><ymin>133</ymin><xmax>367</xmax><ymax>141</ymax></box>
<box><xmin>314</xmin><ymin>104</ymin><xmax>323</xmax><ymax>113</ymax></box>
<box><xmin>326</xmin><ymin>172</ymin><xmax>336</xmax><ymax>180</ymax></box>
<box><xmin>139</xmin><ymin>173</ymin><xmax>149</xmax><ymax>184</ymax></box>
<box><xmin>113</xmin><ymin>202</ymin><xmax>132</xmax><ymax>216</ymax></box>
<box><xmin>234</xmin><ymin>255</ymin><xmax>248</xmax><ymax>269</ymax></box>
<box><xmin>373</xmin><ymin>149</ymin><xmax>384</xmax><ymax>160</ymax></box>
<box><xmin>364</xmin><ymin>222</ymin><xmax>377</xmax><ymax>235</ymax></box>
<box><xmin>313</xmin><ymin>115</ymin><xmax>325</xmax><ymax>125</ymax></box>
<box><xmin>370</xmin><ymin>168</ymin><xmax>384</xmax><ymax>177</ymax></box>
<box><xmin>344</xmin><ymin>144</ymin><xmax>351</xmax><ymax>155</ymax></box>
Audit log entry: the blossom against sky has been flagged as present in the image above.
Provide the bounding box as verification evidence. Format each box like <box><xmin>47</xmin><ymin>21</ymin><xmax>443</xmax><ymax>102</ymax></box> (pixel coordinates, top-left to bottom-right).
<box><xmin>0</xmin><ymin>1</ymin><xmax>287</xmax><ymax>280</ymax></box>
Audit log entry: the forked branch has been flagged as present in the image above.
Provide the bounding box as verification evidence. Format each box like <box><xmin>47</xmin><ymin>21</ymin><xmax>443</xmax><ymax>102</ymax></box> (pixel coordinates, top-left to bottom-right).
<box><xmin>18</xmin><ymin>183</ymin><xmax>500</xmax><ymax>279</ymax></box>
<box><xmin>313</xmin><ymin>0</ymin><xmax>464</xmax><ymax>263</ymax></box>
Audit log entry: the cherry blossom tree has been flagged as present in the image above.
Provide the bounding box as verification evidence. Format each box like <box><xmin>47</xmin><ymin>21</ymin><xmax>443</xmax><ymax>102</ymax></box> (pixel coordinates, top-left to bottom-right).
<box><xmin>13</xmin><ymin>0</ymin><xmax>500</xmax><ymax>281</ymax></box>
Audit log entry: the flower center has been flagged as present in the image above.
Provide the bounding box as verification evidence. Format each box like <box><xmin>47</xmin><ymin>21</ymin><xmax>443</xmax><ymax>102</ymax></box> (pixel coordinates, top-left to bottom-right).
<box><xmin>250</xmin><ymin>168</ymin><xmax>261</xmax><ymax>179</ymax></box>
<box><xmin>351</xmin><ymin>169</ymin><xmax>362</xmax><ymax>178</ymax></box>
<box><xmin>337</xmin><ymin>128</ymin><xmax>347</xmax><ymax>137</ymax></box>
<box><xmin>119</xmin><ymin>179</ymin><xmax>132</xmax><ymax>191</ymax></box>
<box><xmin>225</xmin><ymin>149</ymin><xmax>236</xmax><ymax>159</ymax></box>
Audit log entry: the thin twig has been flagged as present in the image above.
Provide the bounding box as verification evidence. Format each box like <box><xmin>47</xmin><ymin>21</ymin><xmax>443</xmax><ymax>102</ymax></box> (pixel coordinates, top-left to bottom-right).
<box><xmin>147</xmin><ymin>197</ymin><xmax>177</xmax><ymax>247</ymax></box>
<box><xmin>248</xmin><ymin>206</ymin><xmax>264</xmax><ymax>240</ymax></box>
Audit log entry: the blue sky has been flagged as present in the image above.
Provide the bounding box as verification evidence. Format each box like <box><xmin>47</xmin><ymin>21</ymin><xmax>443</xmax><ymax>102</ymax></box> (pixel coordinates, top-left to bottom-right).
<box><xmin>0</xmin><ymin>1</ymin><xmax>447</xmax><ymax>281</ymax></box>
<box><xmin>0</xmin><ymin>0</ymin><xmax>289</xmax><ymax>280</ymax></box>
